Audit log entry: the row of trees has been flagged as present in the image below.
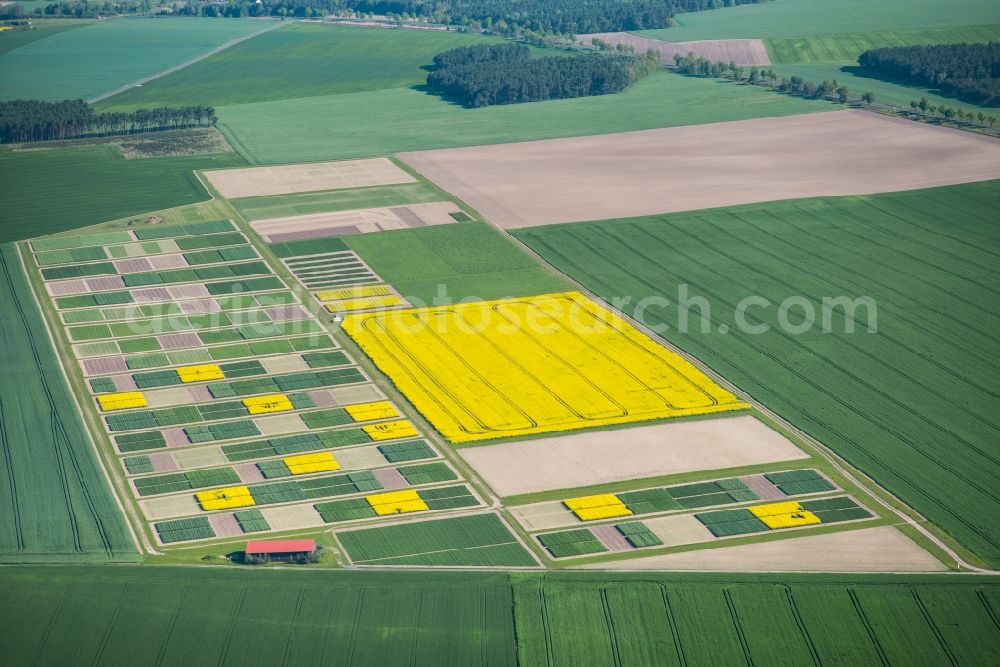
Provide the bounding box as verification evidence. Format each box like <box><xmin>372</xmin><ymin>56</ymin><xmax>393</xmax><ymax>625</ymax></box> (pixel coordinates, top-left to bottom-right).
<box><xmin>341</xmin><ymin>1</ymin><xmax>766</xmax><ymax>35</ymax></box>
<box><xmin>908</xmin><ymin>97</ymin><xmax>997</xmax><ymax>126</ymax></box>
<box><xmin>426</xmin><ymin>43</ymin><xmax>658</xmax><ymax>107</ymax></box>
<box><xmin>7</xmin><ymin>0</ymin><xmax>767</xmax><ymax>32</ymax></box>
<box><xmin>674</xmin><ymin>54</ymin><xmax>858</xmax><ymax>103</ymax></box>
<box><xmin>0</xmin><ymin>100</ymin><xmax>216</xmax><ymax>144</ymax></box>
<box><xmin>858</xmin><ymin>42</ymin><xmax>1000</xmax><ymax>107</ymax></box>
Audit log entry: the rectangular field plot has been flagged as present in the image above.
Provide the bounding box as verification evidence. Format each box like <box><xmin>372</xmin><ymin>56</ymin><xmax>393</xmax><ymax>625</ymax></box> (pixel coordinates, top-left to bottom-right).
<box><xmin>250</xmin><ymin>201</ymin><xmax>465</xmax><ymax>241</ymax></box>
<box><xmin>335</xmin><ymin>513</ymin><xmax>536</xmax><ymax>566</ymax></box>
<box><xmin>400</xmin><ymin>110</ymin><xmax>1000</xmax><ymax>228</ymax></box>
<box><xmin>203</xmin><ymin>158</ymin><xmax>415</xmax><ymax>199</ymax></box>
<box><xmin>345</xmin><ymin>292</ymin><xmax>748</xmax><ymax>443</ymax></box>
<box><xmin>461</xmin><ymin>416</ymin><xmax>807</xmax><ymax>496</ymax></box>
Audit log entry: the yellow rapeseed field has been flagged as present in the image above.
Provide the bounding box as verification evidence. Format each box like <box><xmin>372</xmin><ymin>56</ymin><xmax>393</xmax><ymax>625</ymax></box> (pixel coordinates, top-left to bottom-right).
<box><xmin>343</xmin><ymin>292</ymin><xmax>749</xmax><ymax>443</ymax></box>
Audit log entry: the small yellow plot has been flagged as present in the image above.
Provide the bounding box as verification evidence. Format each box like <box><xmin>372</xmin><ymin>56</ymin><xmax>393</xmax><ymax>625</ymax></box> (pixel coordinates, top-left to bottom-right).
<box><xmin>748</xmin><ymin>501</ymin><xmax>821</xmax><ymax>530</ymax></box>
<box><xmin>575</xmin><ymin>505</ymin><xmax>633</xmax><ymax>521</ymax></box>
<box><xmin>748</xmin><ymin>501</ymin><xmax>804</xmax><ymax>518</ymax></box>
<box><xmin>324</xmin><ymin>295</ymin><xmax>404</xmax><ymax>313</ymax></box>
<box><xmin>563</xmin><ymin>493</ymin><xmax>631</xmax><ymax>521</ymax></box>
<box><xmin>283</xmin><ymin>451</ymin><xmax>340</xmax><ymax>475</ymax></box>
<box><xmin>759</xmin><ymin>511</ymin><xmax>821</xmax><ymax>530</ymax></box>
<box><xmin>176</xmin><ymin>364</ymin><xmax>224</xmax><ymax>383</ymax></box>
<box><xmin>243</xmin><ymin>393</ymin><xmax>294</xmax><ymax>414</ymax></box>
<box><xmin>197</xmin><ymin>486</ymin><xmax>255</xmax><ymax>511</ymax></box>
<box><xmin>564</xmin><ymin>494</ymin><xmax>624</xmax><ymax>510</ymax></box>
<box><xmin>316</xmin><ymin>285</ymin><xmax>391</xmax><ymax>301</ymax></box>
<box><xmin>345</xmin><ymin>401</ymin><xmax>399</xmax><ymax>422</ymax></box>
<box><xmin>363</xmin><ymin>420</ymin><xmax>418</xmax><ymax>441</ymax></box>
<box><xmin>98</xmin><ymin>391</ymin><xmax>147</xmax><ymax>411</ymax></box>
<box><xmin>366</xmin><ymin>489</ymin><xmax>428</xmax><ymax>515</ymax></box>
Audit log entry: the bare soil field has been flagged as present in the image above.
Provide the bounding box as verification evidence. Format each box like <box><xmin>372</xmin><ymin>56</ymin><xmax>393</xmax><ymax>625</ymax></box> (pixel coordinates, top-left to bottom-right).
<box><xmin>399</xmin><ymin>110</ymin><xmax>1000</xmax><ymax>228</ymax></box>
<box><xmin>202</xmin><ymin>157</ymin><xmax>415</xmax><ymax>199</ymax></box>
<box><xmin>578</xmin><ymin>33</ymin><xmax>771</xmax><ymax>65</ymax></box>
<box><xmin>577</xmin><ymin>526</ymin><xmax>946</xmax><ymax>572</ymax></box>
<box><xmin>250</xmin><ymin>201</ymin><xmax>463</xmax><ymax>241</ymax></box>
<box><xmin>458</xmin><ymin>415</ymin><xmax>808</xmax><ymax>497</ymax></box>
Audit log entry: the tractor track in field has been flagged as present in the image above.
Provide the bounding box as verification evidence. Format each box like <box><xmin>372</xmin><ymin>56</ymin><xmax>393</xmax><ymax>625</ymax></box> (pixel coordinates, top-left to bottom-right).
<box><xmin>86</xmin><ymin>20</ymin><xmax>284</xmax><ymax>105</ymax></box>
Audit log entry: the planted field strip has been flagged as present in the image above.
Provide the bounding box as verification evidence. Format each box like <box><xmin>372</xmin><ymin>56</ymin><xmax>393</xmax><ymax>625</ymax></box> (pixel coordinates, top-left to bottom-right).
<box><xmin>251</xmin><ymin>201</ymin><xmax>465</xmax><ymax>242</ymax></box>
<box><xmin>577</xmin><ymin>33</ymin><xmax>771</xmax><ymax>65</ymax></box>
<box><xmin>51</xmin><ymin>275</ymin><xmax>288</xmax><ymax>310</ymax></box>
<box><xmin>77</xmin><ymin>334</ymin><xmax>337</xmax><ymax>377</ymax></box>
<box><xmin>538</xmin><ymin>529</ymin><xmax>607</xmax><ymax>558</ymax></box>
<box><xmin>203</xmin><ymin>158</ymin><xmax>415</xmax><ymax>199</ymax></box>
<box><xmin>511</xmin><ymin>469</ymin><xmax>838</xmax><ymax>532</ymax></box>
<box><xmin>402</xmin><ymin>110</ymin><xmax>1000</xmax><ymax>229</ymax></box>
<box><xmin>517</xmin><ymin>180</ymin><xmax>1000</xmax><ymax>565</ymax></box>
<box><xmin>281</xmin><ymin>249</ymin><xmax>383</xmax><ymax>290</ymax></box>
<box><xmin>31</xmin><ymin>221</ymin><xmax>234</xmax><ymax>261</ymax></box>
<box><xmin>99</xmin><ymin>369</ymin><xmax>368</xmax><ymax>430</ymax></box>
<box><xmin>344</xmin><ymin>292</ymin><xmax>748</xmax><ymax>443</ymax></box>
<box><xmin>696</xmin><ymin>496</ymin><xmax>872</xmax><ymax>537</ymax></box>
<box><xmin>142</xmin><ymin>471</ymin><xmax>476</xmax><ymax>528</ymax></box>
<box><xmin>316</xmin><ymin>484</ymin><xmax>480</xmax><ymax>524</ymax></box>
<box><xmin>335</xmin><ymin>513</ymin><xmax>536</xmax><ymax>567</ymax></box>
<box><xmin>315</xmin><ymin>283</ymin><xmax>408</xmax><ymax>314</ymax></box>
<box><xmin>46</xmin><ymin>259</ymin><xmax>272</xmax><ymax>298</ymax></box>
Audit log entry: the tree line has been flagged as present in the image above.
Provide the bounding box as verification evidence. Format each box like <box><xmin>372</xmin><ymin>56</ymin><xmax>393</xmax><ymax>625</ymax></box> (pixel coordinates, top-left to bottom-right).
<box><xmin>858</xmin><ymin>42</ymin><xmax>1000</xmax><ymax>107</ymax></box>
<box><xmin>426</xmin><ymin>43</ymin><xmax>658</xmax><ymax>107</ymax></box>
<box><xmin>0</xmin><ymin>100</ymin><xmax>217</xmax><ymax>144</ymax></box>
<box><xmin>341</xmin><ymin>0</ymin><xmax>766</xmax><ymax>35</ymax></box>
<box><xmin>9</xmin><ymin>0</ymin><xmax>767</xmax><ymax>32</ymax></box>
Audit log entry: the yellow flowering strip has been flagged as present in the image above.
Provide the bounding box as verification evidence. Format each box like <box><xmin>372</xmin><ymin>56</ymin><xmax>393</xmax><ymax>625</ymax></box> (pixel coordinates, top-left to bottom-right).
<box><xmin>564</xmin><ymin>493</ymin><xmax>632</xmax><ymax>521</ymax></box>
<box><xmin>197</xmin><ymin>486</ymin><xmax>255</xmax><ymax>511</ymax></box>
<box><xmin>324</xmin><ymin>295</ymin><xmax>404</xmax><ymax>313</ymax></box>
<box><xmin>342</xmin><ymin>292</ymin><xmax>750</xmax><ymax>443</ymax></box>
<box><xmin>243</xmin><ymin>393</ymin><xmax>294</xmax><ymax>415</ymax></box>
<box><xmin>366</xmin><ymin>489</ymin><xmax>429</xmax><ymax>516</ymax></box>
<box><xmin>363</xmin><ymin>419</ymin><xmax>418</xmax><ymax>441</ymax></box>
<box><xmin>283</xmin><ymin>451</ymin><xmax>340</xmax><ymax>475</ymax></box>
<box><xmin>176</xmin><ymin>364</ymin><xmax>224</xmax><ymax>383</ymax></box>
<box><xmin>748</xmin><ymin>501</ymin><xmax>821</xmax><ymax>530</ymax></box>
<box><xmin>316</xmin><ymin>285</ymin><xmax>391</xmax><ymax>301</ymax></box>
<box><xmin>97</xmin><ymin>391</ymin><xmax>147</xmax><ymax>411</ymax></box>
<box><xmin>345</xmin><ymin>401</ymin><xmax>399</xmax><ymax>423</ymax></box>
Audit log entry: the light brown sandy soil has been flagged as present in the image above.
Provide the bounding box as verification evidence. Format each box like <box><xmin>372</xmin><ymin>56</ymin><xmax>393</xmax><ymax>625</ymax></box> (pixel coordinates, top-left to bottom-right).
<box><xmin>458</xmin><ymin>415</ymin><xmax>809</xmax><ymax>497</ymax></box>
<box><xmin>203</xmin><ymin>157</ymin><xmax>415</xmax><ymax>199</ymax></box>
<box><xmin>579</xmin><ymin>32</ymin><xmax>771</xmax><ymax>65</ymax></box>
<box><xmin>399</xmin><ymin>110</ymin><xmax>1000</xmax><ymax>229</ymax></box>
<box><xmin>576</xmin><ymin>525</ymin><xmax>946</xmax><ymax>571</ymax></box>
<box><xmin>250</xmin><ymin>201</ymin><xmax>463</xmax><ymax>242</ymax></box>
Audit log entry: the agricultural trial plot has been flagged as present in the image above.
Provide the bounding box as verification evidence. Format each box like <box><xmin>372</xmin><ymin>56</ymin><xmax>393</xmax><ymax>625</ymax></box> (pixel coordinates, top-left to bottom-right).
<box><xmin>344</xmin><ymin>292</ymin><xmax>749</xmax><ymax>443</ymax></box>
<box><xmin>202</xmin><ymin>158</ymin><xmax>415</xmax><ymax>199</ymax></box>
<box><xmin>335</xmin><ymin>513</ymin><xmax>537</xmax><ymax>567</ymax></box>
<box><xmin>250</xmin><ymin>201</ymin><xmax>467</xmax><ymax>241</ymax></box>
<box><xmin>459</xmin><ymin>415</ymin><xmax>808</xmax><ymax>497</ymax></box>
<box><xmin>578</xmin><ymin>33</ymin><xmax>771</xmax><ymax>65</ymax></box>
<box><xmin>516</xmin><ymin>180</ymin><xmax>1000</xmax><ymax>567</ymax></box>
<box><xmin>400</xmin><ymin>110</ymin><xmax>1000</xmax><ymax>228</ymax></box>
<box><xmin>25</xmin><ymin>219</ymin><xmax>483</xmax><ymax>545</ymax></box>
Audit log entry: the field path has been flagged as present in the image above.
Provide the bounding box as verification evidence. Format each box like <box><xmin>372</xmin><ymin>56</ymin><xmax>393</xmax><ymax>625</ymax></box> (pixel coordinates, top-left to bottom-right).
<box><xmin>88</xmin><ymin>19</ymin><xmax>284</xmax><ymax>104</ymax></box>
